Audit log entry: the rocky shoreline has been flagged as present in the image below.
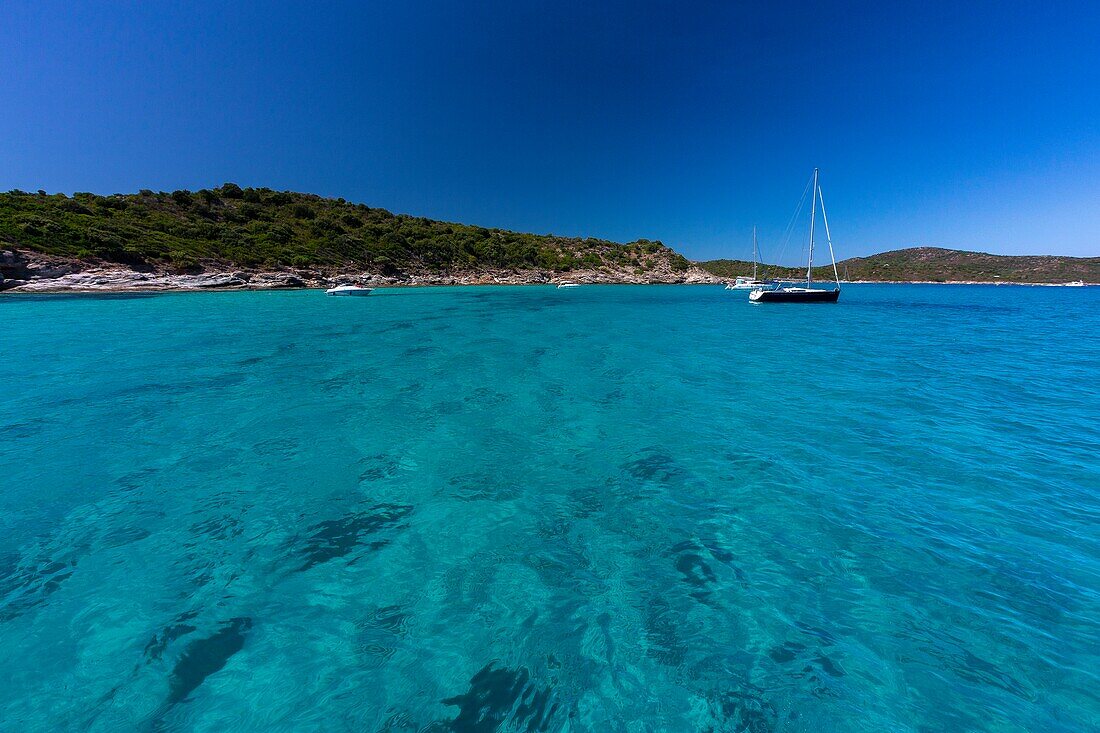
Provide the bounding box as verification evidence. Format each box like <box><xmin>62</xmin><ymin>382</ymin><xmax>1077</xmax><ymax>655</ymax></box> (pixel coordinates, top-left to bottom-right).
<box><xmin>0</xmin><ymin>249</ymin><xmax>720</xmax><ymax>293</ymax></box>
<box><xmin>1</xmin><ymin>250</ymin><xmax>1092</xmax><ymax>293</ymax></box>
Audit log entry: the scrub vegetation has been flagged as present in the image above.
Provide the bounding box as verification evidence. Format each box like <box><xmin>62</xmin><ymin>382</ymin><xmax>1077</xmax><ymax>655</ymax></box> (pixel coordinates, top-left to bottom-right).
<box><xmin>0</xmin><ymin>186</ymin><xmax>691</xmax><ymax>274</ymax></box>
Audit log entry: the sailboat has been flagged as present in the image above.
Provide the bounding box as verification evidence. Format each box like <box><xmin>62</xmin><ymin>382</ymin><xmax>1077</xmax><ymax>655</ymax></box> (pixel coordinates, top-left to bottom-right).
<box><xmin>725</xmin><ymin>227</ymin><xmax>773</xmax><ymax>290</ymax></box>
<box><xmin>750</xmin><ymin>168</ymin><xmax>841</xmax><ymax>303</ymax></box>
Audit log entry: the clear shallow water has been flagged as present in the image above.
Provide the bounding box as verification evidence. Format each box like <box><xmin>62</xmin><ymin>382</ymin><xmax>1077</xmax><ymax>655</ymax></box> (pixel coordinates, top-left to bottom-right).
<box><xmin>1</xmin><ymin>284</ymin><xmax>1098</xmax><ymax>732</ymax></box>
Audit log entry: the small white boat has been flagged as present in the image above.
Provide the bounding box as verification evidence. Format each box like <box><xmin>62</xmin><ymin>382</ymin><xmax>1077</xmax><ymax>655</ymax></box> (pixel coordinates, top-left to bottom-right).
<box><xmin>556</xmin><ymin>282</ymin><xmax>581</xmax><ymax>288</ymax></box>
<box><xmin>726</xmin><ymin>276</ymin><xmax>771</xmax><ymax>290</ymax></box>
<box><xmin>725</xmin><ymin>227</ymin><xmax>777</xmax><ymax>290</ymax></box>
<box><xmin>1065</xmin><ymin>281</ymin><xmax>1086</xmax><ymax>287</ymax></box>
<box><xmin>325</xmin><ymin>285</ymin><xmax>373</xmax><ymax>296</ymax></box>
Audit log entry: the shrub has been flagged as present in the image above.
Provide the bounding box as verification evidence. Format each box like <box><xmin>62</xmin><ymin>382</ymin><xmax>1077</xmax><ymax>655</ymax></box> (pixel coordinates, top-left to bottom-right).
<box><xmin>60</xmin><ymin>199</ymin><xmax>93</xmax><ymax>215</ymax></box>
<box><xmin>269</xmin><ymin>224</ymin><xmax>293</xmax><ymax>244</ymax></box>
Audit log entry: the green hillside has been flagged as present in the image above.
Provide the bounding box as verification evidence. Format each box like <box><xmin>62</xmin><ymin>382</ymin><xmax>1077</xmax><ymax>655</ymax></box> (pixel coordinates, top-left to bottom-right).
<box><xmin>690</xmin><ymin>259</ymin><xmax>809</xmax><ymax>281</ymax></box>
<box><xmin>699</xmin><ymin>247</ymin><xmax>1099</xmax><ymax>284</ymax></box>
<box><xmin>0</xmin><ymin>186</ymin><xmax>691</xmax><ymax>274</ymax></box>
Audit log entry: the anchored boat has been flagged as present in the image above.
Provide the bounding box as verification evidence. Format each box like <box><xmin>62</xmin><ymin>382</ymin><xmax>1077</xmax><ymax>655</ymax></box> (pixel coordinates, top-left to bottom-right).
<box><xmin>750</xmin><ymin>169</ymin><xmax>841</xmax><ymax>304</ymax></box>
<box><xmin>325</xmin><ymin>284</ymin><xmax>373</xmax><ymax>296</ymax></box>
<box><xmin>726</xmin><ymin>227</ymin><xmax>776</xmax><ymax>290</ymax></box>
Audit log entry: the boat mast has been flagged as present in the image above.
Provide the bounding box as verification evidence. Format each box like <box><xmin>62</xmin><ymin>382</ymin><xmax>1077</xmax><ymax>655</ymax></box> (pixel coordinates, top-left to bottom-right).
<box><xmin>817</xmin><ymin>181</ymin><xmax>841</xmax><ymax>286</ymax></box>
<box><xmin>752</xmin><ymin>226</ymin><xmax>758</xmax><ymax>280</ymax></box>
<box><xmin>807</xmin><ymin>168</ymin><xmax>819</xmax><ymax>284</ymax></box>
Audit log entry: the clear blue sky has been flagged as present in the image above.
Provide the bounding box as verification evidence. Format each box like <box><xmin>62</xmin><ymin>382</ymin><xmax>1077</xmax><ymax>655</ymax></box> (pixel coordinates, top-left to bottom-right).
<box><xmin>3</xmin><ymin>1</ymin><xmax>1098</xmax><ymax>261</ymax></box>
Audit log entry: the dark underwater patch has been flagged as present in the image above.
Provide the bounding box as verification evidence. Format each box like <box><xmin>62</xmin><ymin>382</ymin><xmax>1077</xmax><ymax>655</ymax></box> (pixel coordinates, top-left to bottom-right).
<box><xmin>102</xmin><ymin>525</ymin><xmax>151</xmax><ymax>549</ymax></box>
<box><xmin>433</xmin><ymin>399</ymin><xmax>464</xmax><ymax>415</ymax></box>
<box><xmin>524</xmin><ymin>346</ymin><xmax>548</xmax><ymax>367</ymax></box>
<box><xmin>597</xmin><ymin>387</ymin><xmax>624</xmax><ymax>405</ymax></box>
<box><xmin>360</xmin><ymin>604</ymin><xmax>408</xmax><ymax>635</ymax></box>
<box><xmin>358</xmin><ymin>453</ymin><xmax>401</xmax><ymax>482</ymax></box>
<box><xmin>114</xmin><ymin>467</ymin><xmax>158</xmax><ymax>492</ymax></box>
<box><xmin>295</xmin><ymin>504</ymin><xmax>412</xmax><ymax>571</ymax></box>
<box><xmin>567</xmin><ymin>483</ymin><xmax>605</xmax><ymax>518</ymax></box>
<box><xmin>941</xmin><ymin>645</ymin><xmax>1030</xmax><ymax>699</ymax></box>
<box><xmin>165</xmin><ymin>616</ymin><xmax>252</xmax><ymax>705</ymax></box>
<box><xmin>704</xmin><ymin>688</ymin><xmax>780</xmax><ymax>733</ymax></box>
<box><xmin>722</xmin><ymin>450</ymin><xmax>777</xmax><ymax>477</ymax></box>
<box><xmin>107</xmin><ymin>382</ymin><xmax>186</xmax><ymax>401</ymax></box>
<box><xmin>623</xmin><ymin>448</ymin><xmax>686</xmax><ymax>484</ymax></box>
<box><xmin>319</xmin><ymin>372</ymin><xmax>356</xmax><ymax>393</ymax></box>
<box><xmin>252</xmin><ymin>437</ymin><xmax>299</xmax><ymax>457</ymax></box>
<box><xmin>446</xmin><ymin>473</ymin><xmax>521</xmax><ymax>502</ymax></box>
<box><xmin>463</xmin><ymin>386</ymin><xmax>510</xmax><ymax>407</ymax></box>
<box><xmin>701</xmin><ymin>540</ymin><xmax>750</xmax><ymax>589</ymax></box>
<box><xmin>190</xmin><ymin>513</ymin><xmax>243</xmax><ymax>543</ymax></box>
<box><xmin>675</xmin><ymin>551</ymin><xmax>718</xmax><ymax>599</ymax></box>
<box><xmin>442</xmin><ymin>663</ymin><xmax>560</xmax><ymax>733</ymax></box>
<box><xmin>0</xmin><ymin>556</ymin><xmax>78</xmax><ymax>623</ymax></box>
<box><xmin>669</xmin><ymin>540</ymin><xmax>747</xmax><ymax>602</ymax></box>
<box><xmin>767</xmin><ymin>640</ymin><xmax>806</xmax><ymax>664</ymax></box>
<box><xmin>402</xmin><ymin>344</ymin><xmax>439</xmax><ymax>357</ymax></box>
<box><xmin>643</xmin><ymin>596</ymin><xmax>685</xmax><ymax>667</ymax></box>
<box><xmin>0</xmin><ymin>417</ymin><xmax>49</xmax><ymax>440</ymax></box>
<box><xmin>144</xmin><ymin>610</ymin><xmax>200</xmax><ymax>662</ymax></box>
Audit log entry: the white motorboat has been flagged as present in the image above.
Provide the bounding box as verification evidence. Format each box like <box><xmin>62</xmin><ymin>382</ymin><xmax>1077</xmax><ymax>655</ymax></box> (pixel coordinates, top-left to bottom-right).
<box><xmin>556</xmin><ymin>282</ymin><xmax>581</xmax><ymax>288</ymax></box>
<box><xmin>325</xmin><ymin>285</ymin><xmax>373</xmax><ymax>296</ymax></box>
<box><xmin>1065</xmin><ymin>281</ymin><xmax>1086</xmax><ymax>287</ymax></box>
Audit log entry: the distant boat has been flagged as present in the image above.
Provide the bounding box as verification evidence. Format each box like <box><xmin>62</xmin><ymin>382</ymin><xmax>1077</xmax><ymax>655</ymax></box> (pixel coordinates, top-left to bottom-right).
<box><xmin>725</xmin><ymin>226</ymin><xmax>775</xmax><ymax>290</ymax></box>
<box><xmin>1065</xmin><ymin>281</ymin><xmax>1086</xmax><ymax>287</ymax></box>
<box><xmin>750</xmin><ymin>169</ymin><xmax>841</xmax><ymax>304</ymax></box>
<box><xmin>325</xmin><ymin>284</ymin><xmax>373</xmax><ymax>296</ymax></box>
<box><xmin>556</xmin><ymin>282</ymin><xmax>581</xmax><ymax>288</ymax></box>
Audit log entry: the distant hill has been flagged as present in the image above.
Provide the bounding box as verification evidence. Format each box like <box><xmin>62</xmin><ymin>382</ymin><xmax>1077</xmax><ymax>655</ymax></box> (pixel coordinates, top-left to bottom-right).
<box><xmin>0</xmin><ymin>186</ymin><xmax>693</xmax><ymax>277</ymax></box>
<box><xmin>699</xmin><ymin>247</ymin><xmax>1099</xmax><ymax>284</ymax></box>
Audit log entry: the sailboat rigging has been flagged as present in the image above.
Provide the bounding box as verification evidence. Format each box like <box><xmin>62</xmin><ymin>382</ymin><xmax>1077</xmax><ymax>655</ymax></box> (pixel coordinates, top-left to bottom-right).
<box><xmin>750</xmin><ymin>168</ymin><xmax>841</xmax><ymax>303</ymax></box>
<box><xmin>725</xmin><ymin>226</ymin><xmax>774</xmax><ymax>290</ymax></box>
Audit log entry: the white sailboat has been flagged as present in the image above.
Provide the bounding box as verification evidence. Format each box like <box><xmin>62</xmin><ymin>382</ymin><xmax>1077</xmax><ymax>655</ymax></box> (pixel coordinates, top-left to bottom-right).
<box><xmin>750</xmin><ymin>168</ymin><xmax>841</xmax><ymax>303</ymax></box>
<box><xmin>725</xmin><ymin>227</ymin><xmax>773</xmax><ymax>290</ymax></box>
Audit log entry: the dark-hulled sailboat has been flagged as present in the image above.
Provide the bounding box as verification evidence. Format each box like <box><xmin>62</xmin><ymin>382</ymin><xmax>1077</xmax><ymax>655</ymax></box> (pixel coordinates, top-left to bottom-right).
<box><xmin>750</xmin><ymin>168</ymin><xmax>841</xmax><ymax>303</ymax></box>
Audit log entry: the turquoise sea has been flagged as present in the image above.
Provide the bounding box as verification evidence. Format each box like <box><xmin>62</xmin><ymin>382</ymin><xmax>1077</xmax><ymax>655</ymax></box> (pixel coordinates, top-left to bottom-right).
<box><xmin>1</xmin><ymin>284</ymin><xmax>1098</xmax><ymax>732</ymax></box>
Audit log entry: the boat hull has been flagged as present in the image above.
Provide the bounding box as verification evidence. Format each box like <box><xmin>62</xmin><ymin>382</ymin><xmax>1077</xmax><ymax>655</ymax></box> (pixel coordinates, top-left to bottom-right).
<box><xmin>750</xmin><ymin>288</ymin><xmax>840</xmax><ymax>303</ymax></box>
<box><xmin>326</xmin><ymin>287</ymin><xmax>373</xmax><ymax>296</ymax></box>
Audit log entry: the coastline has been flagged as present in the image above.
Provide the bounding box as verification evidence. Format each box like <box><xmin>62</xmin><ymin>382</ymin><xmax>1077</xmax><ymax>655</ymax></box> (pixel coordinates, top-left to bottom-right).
<box><xmin>0</xmin><ymin>251</ymin><xmax>1093</xmax><ymax>294</ymax></box>
<box><xmin>0</xmin><ymin>249</ymin><xmax>721</xmax><ymax>293</ymax></box>
<box><xmin>6</xmin><ymin>276</ymin><xmax>1093</xmax><ymax>294</ymax></box>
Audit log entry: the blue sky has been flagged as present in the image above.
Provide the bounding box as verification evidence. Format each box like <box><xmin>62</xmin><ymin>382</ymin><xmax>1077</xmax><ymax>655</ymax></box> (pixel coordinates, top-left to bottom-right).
<box><xmin>2</xmin><ymin>1</ymin><xmax>1098</xmax><ymax>261</ymax></box>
